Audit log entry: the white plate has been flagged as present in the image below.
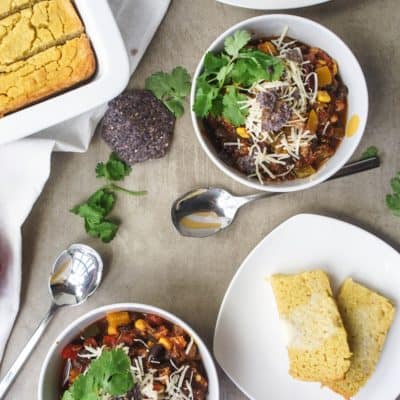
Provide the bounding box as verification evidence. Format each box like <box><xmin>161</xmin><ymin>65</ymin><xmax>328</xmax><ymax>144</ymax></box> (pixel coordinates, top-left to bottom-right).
<box><xmin>214</xmin><ymin>214</ymin><xmax>400</xmax><ymax>400</ymax></box>
<box><xmin>216</xmin><ymin>0</ymin><xmax>331</xmax><ymax>10</ymax></box>
<box><xmin>0</xmin><ymin>0</ymin><xmax>130</xmax><ymax>145</ymax></box>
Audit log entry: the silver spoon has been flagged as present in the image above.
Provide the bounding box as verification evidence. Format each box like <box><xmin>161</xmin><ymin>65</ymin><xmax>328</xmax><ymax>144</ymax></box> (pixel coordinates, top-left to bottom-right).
<box><xmin>172</xmin><ymin>156</ymin><xmax>380</xmax><ymax>238</ymax></box>
<box><xmin>0</xmin><ymin>243</ymin><xmax>103</xmax><ymax>399</ymax></box>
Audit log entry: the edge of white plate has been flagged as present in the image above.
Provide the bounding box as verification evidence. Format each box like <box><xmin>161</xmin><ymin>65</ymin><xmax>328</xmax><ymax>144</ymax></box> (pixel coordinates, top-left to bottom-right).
<box><xmin>213</xmin><ymin>213</ymin><xmax>400</xmax><ymax>399</ymax></box>
<box><xmin>216</xmin><ymin>0</ymin><xmax>331</xmax><ymax>10</ymax></box>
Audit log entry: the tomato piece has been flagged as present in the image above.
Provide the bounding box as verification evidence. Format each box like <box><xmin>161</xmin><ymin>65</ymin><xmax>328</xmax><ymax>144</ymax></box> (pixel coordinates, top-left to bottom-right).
<box><xmin>61</xmin><ymin>344</ymin><xmax>82</xmax><ymax>360</ymax></box>
<box><xmin>103</xmin><ymin>335</ymin><xmax>118</xmax><ymax>347</ymax></box>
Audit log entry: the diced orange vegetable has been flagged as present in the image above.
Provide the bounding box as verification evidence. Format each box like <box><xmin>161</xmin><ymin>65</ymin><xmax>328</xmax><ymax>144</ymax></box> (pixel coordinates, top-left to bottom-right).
<box><xmin>135</xmin><ymin>318</ymin><xmax>149</xmax><ymax>331</ymax></box>
<box><xmin>257</xmin><ymin>41</ymin><xmax>277</xmax><ymax>55</ymax></box>
<box><xmin>158</xmin><ymin>337</ymin><xmax>172</xmax><ymax>351</ymax></box>
<box><xmin>316</xmin><ymin>65</ymin><xmax>332</xmax><ymax>88</ymax></box>
<box><xmin>317</xmin><ymin>90</ymin><xmax>331</xmax><ymax>103</ymax></box>
<box><xmin>236</xmin><ymin>127</ymin><xmax>250</xmax><ymax>139</ymax></box>
<box><xmin>306</xmin><ymin>109</ymin><xmax>319</xmax><ymax>134</ymax></box>
<box><xmin>332</xmin><ymin>61</ymin><xmax>338</xmax><ymax>75</ymax></box>
<box><xmin>106</xmin><ymin>312</ymin><xmax>130</xmax><ymax>335</ymax></box>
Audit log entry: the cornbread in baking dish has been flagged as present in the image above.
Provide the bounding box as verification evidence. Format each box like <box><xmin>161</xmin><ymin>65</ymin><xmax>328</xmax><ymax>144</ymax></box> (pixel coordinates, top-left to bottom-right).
<box><xmin>0</xmin><ymin>0</ymin><xmax>84</xmax><ymax>68</ymax></box>
<box><xmin>0</xmin><ymin>0</ymin><xmax>35</xmax><ymax>18</ymax></box>
<box><xmin>325</xmin><ymin>279</ymin><xmax>396</xmax><ymax>399</ymax></box>
<box><xmin>270</xmin><ymin>270</ymin><xmax>352</xmax><ymax>382</ymax></box>
<box><xmin>0</xmin><ymin>35</ymin><xmax>95</xmax><ymax>117</ymax></box>
<box><xmin>0</xmin><ymin>0</ymin><xmax>96</xmax><ymax>117</ymax></box>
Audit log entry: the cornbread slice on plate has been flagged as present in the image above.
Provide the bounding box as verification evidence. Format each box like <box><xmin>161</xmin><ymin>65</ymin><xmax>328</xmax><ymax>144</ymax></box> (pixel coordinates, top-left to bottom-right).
<box><xmin>0</xmin><ymin>34</ymin><xmax>95</xmax><ymax>116</ymax></box>
<box><xmin>270</xmin><ymin>270</ymin><xmax>351</xmax><ymax>382</ymax></box>
<box><xmin>326</xmin><ymin>279</ymin><xmax>396</xmax><ymax>399</ymax></box>
<box><xmin>0</xmin><ymin>0</ymin><xmax>84</xmax><ymax>68</ymax></box>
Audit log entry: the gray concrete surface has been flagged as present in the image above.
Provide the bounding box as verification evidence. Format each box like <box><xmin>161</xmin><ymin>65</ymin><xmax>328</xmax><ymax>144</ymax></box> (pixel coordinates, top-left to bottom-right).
<box><xmin>2</xmin><ymin>0</ymin><xmax>400</xmax><ymax>398</ymax></box>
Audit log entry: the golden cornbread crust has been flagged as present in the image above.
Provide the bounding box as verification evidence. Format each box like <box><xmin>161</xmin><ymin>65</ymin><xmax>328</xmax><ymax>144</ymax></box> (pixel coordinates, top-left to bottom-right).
<box><xmin>0</xmin><ymin>0</ymin><xmax>37</xmax><ymax>19</ymax></box>
<box><xmin>0</xmin><ymin>34</ymin><xmax>95</xmax><ymax>116</ymax></box>
<box><xmin>0</xmin><ymin>0</ymin><xmax>84</xmax><ymax>67</ymax></box>
<box><xmin>0</xmin><ymin>0</ymin><xmax>96</xmax><ymax>117</ymax></box>
<box><xmin>271</xmin><ymin>270</ymin><xmax>352</xmax><ymax>383</ymax></box>
<box><xmin>325</xmin><ymin>279</ymin><xmax>396</xmax><ymax>399</ymax></box>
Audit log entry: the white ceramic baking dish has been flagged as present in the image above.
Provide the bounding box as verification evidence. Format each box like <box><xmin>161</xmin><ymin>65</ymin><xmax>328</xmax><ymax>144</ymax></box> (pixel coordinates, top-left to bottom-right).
<box><xmin>0</xmin><ymin>0</ymin><xmax>130</xmax><ymax>145</ymax></box>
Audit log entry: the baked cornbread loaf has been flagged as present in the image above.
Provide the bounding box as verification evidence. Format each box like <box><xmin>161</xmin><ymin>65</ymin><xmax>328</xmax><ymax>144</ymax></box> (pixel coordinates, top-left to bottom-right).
<box><xmin>271</xmin><ymin>270</ymin><xmax>351</xmax><ymax>382</ymax></box>
<box><xmin>0</xmin><ymin>0</ymin><xmax>84</xmax><ymax>68</ymax></box>
<box><xmin>0</xmin><ymin>34</ymin><xmax>95</xmax><ymax>116</ymax></box>
<box><xmin>325</xmin><ymin>279</ymin><xmax>395</xmax><ymax>399</ymax></box>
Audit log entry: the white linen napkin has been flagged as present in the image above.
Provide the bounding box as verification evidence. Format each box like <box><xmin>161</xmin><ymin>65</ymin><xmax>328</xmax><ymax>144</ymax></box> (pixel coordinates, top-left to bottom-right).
<box><xmin>0</xmin><ymin>0</ymin><xmax>171</xmax><ymax>362</ymax></box>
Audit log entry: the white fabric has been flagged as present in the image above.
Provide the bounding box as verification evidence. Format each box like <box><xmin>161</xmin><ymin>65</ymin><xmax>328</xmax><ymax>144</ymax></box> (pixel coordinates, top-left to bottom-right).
<box><xmin>0</xmin><ymin>0</ymin><xmax>170</xmax><ymax>361</ymax></box>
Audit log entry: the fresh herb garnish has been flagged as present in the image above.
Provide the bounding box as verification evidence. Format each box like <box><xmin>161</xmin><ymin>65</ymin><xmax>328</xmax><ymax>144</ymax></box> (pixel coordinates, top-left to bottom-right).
<box><xmin>96</xmin><ymin>153</ymin><xmax>132</xmax><ymax>181</ymax></box>
<box><xmin>71</xmin><ymin>153</ymin><xmax>146</xmax><ymax>243</ymax></box>
<box><xmin>386</xmin><ymin>171</ymin><xmax>400</xmax><ymax>216</ymax></box>
<box><xmin>145</xmin><ymin>66</ymin><xmax>191</xmax><ymax>118</ymax></box>
<box><xmin>193</xmin><ymin>29</ymin><xmax>284</xmax><ymax>126</ymax></box>
<box><xmin>62</xmin><ymin>349</ymin><xmax>134</xmax><ymax>400</ymax></box>
<box><xmin>361</xmin><ymin>146</ymin><xmax>379</xmax><ymax>159</ymax></box>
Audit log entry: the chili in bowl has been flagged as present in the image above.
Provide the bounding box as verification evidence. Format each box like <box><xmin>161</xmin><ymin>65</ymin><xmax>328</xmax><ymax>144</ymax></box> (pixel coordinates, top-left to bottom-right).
<box><xmin>190</xmin><ymin>14</ymin><xmax>368</xmax><ymax>192</ymax></box>
<box><xmin>38</xmin><ymin>304</ymin><xmax>219</xmax><ymax>400</ymax></box>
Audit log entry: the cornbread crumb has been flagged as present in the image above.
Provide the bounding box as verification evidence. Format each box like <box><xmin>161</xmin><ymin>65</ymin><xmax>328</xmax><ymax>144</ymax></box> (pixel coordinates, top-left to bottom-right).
<box><xmin>325</xmin><ymin>279</ymin><xmax>396</xmax><ymax>399</ymax></box>
<box><xmin>0</xmin><ymin>34</ymin><xmax>95</xmax><ymax>116</ymax></box>
<box><xmin>0</xmin><ymin>0</ymin><xmax>36</xmax><ymax>19</ymax></box>
<box><xmin>271</xmin><ymin>270</ymin><xmax>351</xmax><ymax>382</ymax></box>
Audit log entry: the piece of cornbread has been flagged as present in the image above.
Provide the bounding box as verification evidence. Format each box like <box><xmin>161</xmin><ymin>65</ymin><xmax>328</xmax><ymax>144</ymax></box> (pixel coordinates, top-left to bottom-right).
<box><xmin>0</xmin><ymin>34</ymin><xmax>95</xmax><ymax>116</ymax></box>
<box><xmin>271</xmin><ymin>270</ymin><xmax>351</xmax><ymax>382</ymax></box>
<box><xmin>325</xmin><ymin>279</ymin><xmax>395</xmax><ymax>399</ymax></box>
<box><xmin>0</xmin><ymin>0</ymin><xmax>84</xmax><ymax>68</ymax></box>
<box><xmin>0</xmin><ymin>0</ymin><xmax>36</xmax><ymax>19</ymax></box>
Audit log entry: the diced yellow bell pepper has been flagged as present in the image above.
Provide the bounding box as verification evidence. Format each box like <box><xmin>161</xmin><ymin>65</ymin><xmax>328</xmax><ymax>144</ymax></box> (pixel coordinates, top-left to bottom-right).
<box><xmin>135</xmin><ymin>319</ymin><xmax>149</xmax><ymax>331</ymax></box>
<box><xmin>316</xmin><ymin>66</ymin><xmax>332</xmax><ymax>88</ymax></box>
<box><xmin>332</xmin><ymin>61</ymin><xmax>338</xmax><ymax>76</ymax></box>
<box><xmin>106</xmin><ymin>312</ymin><xmax>131</xmax><ymax>335</ymax></box>
<box><xmin>236</xmin><ymin>127</ymin><xmax>250</xmax><ymax>139</ymax></box>
<box><xmin>158</xmin><ymin>337</ymin><xmax>172</xmax><ymax>351</ymax></box>
<box><xmin>306</xmin><ymin>109</ymin><xmax>319</xmax><ymax>134</ymax></box>
<box><xmin>317</xmin><ymin>90</ymin><xmax>331</xmax><ymax>103</ymax></box>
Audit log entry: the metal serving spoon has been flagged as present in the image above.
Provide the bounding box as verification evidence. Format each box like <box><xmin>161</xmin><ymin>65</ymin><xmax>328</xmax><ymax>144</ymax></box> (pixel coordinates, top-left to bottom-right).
<box><xmin>172</xmin><ymin>156</ymin><xmax>380</xmax><ymax>238</ymax></box>
<box><xmin>0</xmin><ymin>243</ymin><xmax>103</xmax><ymax>399</ymax></box>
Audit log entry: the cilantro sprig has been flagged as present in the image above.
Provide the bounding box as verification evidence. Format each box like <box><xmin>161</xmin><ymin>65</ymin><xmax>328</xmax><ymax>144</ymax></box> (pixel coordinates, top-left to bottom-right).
<box><xmin>145</xmin><ymin>66</ymin><xmax>191</xmax><ymax>118</ymax></box>
<box><xmin>361</xmin><ymin>146</ymin><xmax>379</xmax><ymax>160</ymax></box>
<box><xmin>193</xmin><ymin>30</ymin><xmax>284</xmax><ymax>126</ymax></box>
<box><xmin>386</xmin><ymin>171</ymin><xmax>400</xmax><ymax>216</ymax></box>
<box><xmin>71</xmin><ymin>153</ymin><xmax>146</xmax><ymax>243</ymax></box>
<box><xmin>62</xmin><ymin>349</ymin><xmax>134</xmax><ymax>400</ymax></box>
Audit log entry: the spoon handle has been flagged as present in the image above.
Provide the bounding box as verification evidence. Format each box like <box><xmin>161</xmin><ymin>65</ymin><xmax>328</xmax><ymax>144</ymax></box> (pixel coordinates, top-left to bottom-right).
<box><xmin>242</xmin><ymin>156</ymin><xmax>380</xmax><ymax>203</ymax></box>
<box><xmin>0</xmin><ymin>303</ymin><xmax>58</xmax><ymax>399</ymax></box>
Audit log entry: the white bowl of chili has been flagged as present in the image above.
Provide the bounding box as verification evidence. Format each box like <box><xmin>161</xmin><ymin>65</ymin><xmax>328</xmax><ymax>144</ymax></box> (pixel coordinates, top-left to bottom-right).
<box><xmin>190</xmin><ymin>14</ymin><xmax>368</xmax><ymax>192</ymax></box>
<box><xmin>38</xmin><ymin>303</ymin><xmax>219</xmax><ymax>400</ymax></box>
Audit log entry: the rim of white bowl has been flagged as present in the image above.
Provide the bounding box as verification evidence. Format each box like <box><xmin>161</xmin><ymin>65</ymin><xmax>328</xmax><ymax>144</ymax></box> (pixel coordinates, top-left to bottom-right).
<box><xmin>190</xmin><ymin>14</ymin><xmax>369</xmax><ymax>192</ymax></box>
<box><xmin>38</xmin><ymin>303</ymin><xmax>220</xmax><ymax>399</ymax></box>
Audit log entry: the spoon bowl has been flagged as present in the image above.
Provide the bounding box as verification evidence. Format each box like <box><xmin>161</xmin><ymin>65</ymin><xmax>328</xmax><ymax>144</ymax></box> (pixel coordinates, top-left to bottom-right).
<box><xmin>50</xmin><ymin>244</ymin><xmax>103</xmax><ymax>306</ymax></box>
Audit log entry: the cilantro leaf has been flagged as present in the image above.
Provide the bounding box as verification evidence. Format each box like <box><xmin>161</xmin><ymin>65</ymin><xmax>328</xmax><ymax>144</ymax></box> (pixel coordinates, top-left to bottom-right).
<box><xmin>222</xmin><ymin>88</ymin><xmax>249</xmax><ymax>126</ymax></box>
<box><xmin>145</xmin><ymin>66</ymin><xmax>191</xmax><ymax>118</ymax></box>
<box><xmin>85</xmin><ymin>219</ymin><xmax>119</xmax><ymax>243</ymax></box>
<box><xmin>96</xmin><ymin>153</ymin><xmax>132</xmax><ymax>181</ymax></box>
<box><xmin>361</xmin><ymin>146</ymin><xmax>379</xmax><ymax>160</ymax></box>
<box><xmin>224</xmin><ymin>30</ymin><xmax>251</xmax><ymax>58</ymax></box>
<box><xmin>62</xmin><ymin>349</ymin><xmax>134</xmax><ymax>400</ymax></box>
<box><xmin>386</xmin><ymin>171</ymin><xmax>400</xmax><ymax>217</ymax></box>
<box><xmin>193</xmin><ymin>29</ymin><xmax>285</xmax><ymax>123</ymax></box>
<box><xmin>193</xmin><ymin>76</ymin><xmax>219</xmax><ymax>118</ymax></box>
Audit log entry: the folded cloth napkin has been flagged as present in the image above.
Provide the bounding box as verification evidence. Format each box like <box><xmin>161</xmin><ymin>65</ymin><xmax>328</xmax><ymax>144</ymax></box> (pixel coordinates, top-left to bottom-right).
<box><xmin>0</xmin><ymin>0</ymin><xmax>171</xmax><ymax>362</ymax></box>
